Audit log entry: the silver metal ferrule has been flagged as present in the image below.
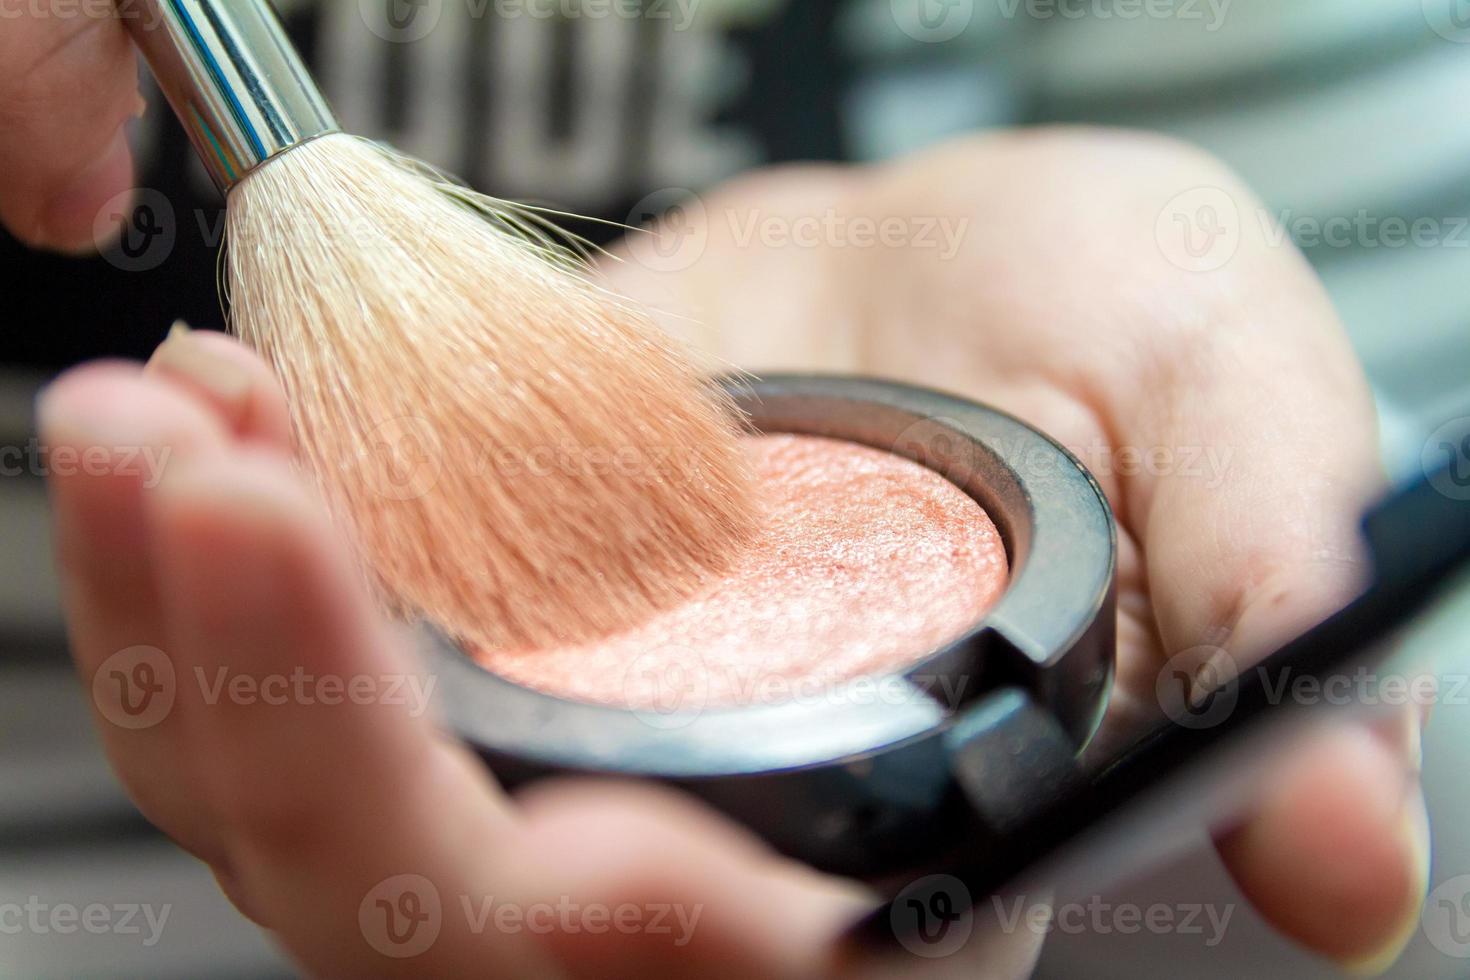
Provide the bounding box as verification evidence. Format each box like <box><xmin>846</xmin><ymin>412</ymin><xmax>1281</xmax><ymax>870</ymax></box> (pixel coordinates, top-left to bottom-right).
<box><xmin>123</xmin><ymin>0</ymin><xmax>339</xmax><ymax>192</ymax></box>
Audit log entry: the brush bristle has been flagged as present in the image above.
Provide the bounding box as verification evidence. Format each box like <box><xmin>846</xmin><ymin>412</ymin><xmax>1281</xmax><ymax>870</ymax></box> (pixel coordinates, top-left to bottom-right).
<box><xmin>224</xmin><ymin>133</ymin><xmax>755</xmax><ymax>648</ymax></box>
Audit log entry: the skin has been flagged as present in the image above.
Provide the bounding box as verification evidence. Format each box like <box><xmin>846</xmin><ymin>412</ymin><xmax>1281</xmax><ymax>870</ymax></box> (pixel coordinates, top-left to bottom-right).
<box><xmin>13</xmin><ymin>10</ymin><xmax>1429</xmax><ymax>978</ymax></box>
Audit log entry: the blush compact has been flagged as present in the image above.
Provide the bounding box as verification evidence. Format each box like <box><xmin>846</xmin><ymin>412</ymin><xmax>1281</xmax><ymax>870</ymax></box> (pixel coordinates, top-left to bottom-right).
<box><xmin>420</xmin><ymin>375</ymin><xmax>1117</xmax><ymax>886</ymax></box>
<box><xmin>476</xmin><ymin>432</ymin><xmax>1011</xmax><ymax>710</ymax></box>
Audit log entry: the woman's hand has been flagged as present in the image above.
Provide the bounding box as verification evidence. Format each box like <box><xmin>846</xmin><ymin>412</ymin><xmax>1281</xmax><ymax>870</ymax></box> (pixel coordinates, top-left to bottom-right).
<box><xmin>0</xmin><ymin>6</ymin><xmax>141</xmax><ymax>251</ymax></box>
<box><xmin>603</xmin><ymin>126</ymin><xmax>1428</xmax><ymax>974</ymax></box>
<box><xmin>41</xmin><ymin>127</ymin><xmax>1426</xmax><ymax>977</ymax></box>
<box><xmin>43</xmin><ymin>329</ymin><xmax>915</xmax><ymax>979</ymax></box>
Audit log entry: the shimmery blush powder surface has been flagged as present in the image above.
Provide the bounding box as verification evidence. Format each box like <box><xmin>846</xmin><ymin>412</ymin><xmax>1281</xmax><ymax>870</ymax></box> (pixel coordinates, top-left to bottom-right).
<box><xmin>475</xmin><ymin>434</ymin><xmax>1009</xmax><ymax>708</ymax></box>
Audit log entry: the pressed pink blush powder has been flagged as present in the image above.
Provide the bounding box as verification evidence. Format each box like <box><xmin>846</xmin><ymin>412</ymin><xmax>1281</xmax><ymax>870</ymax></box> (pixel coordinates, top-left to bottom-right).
<box><xmin>474</xmin><ymin>434</ymin><xmax>1009</xmax><ymax>708</ymax></box>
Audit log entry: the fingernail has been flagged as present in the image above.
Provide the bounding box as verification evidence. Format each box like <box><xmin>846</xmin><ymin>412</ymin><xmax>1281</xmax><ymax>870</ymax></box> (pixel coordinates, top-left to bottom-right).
<box><xmin>147</xmin><ymin>329</ymin><xmax>252</xmax><ymax>408</ymax></box>
<box><xmin>1341</xmin><ymin>788</ymin><xmax>1432</xmax><ymax>976</ymax></box>
<box><xmin>36</xmin><ymin>126</ymin><xmax>134</xmax><ymax>255</ymax></box>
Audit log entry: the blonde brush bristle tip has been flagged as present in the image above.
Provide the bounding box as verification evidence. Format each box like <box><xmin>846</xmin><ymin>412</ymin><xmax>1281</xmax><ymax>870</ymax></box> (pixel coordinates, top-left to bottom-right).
<box><xmin>224</xmin><ymin>133</ymin><xmax>756</xmax><ymax>649</ymax></box>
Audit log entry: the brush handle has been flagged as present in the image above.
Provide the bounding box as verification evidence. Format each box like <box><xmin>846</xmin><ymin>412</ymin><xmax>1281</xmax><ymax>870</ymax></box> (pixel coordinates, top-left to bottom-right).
<box><xmin>122</xmin><ymin>0</ymin><xmax>338</xmax><ymax>191</ymax></box>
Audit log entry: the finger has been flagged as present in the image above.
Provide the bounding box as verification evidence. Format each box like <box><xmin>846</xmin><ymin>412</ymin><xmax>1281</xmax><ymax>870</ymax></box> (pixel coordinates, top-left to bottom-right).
<box><xmin>1218</xmin><ymin>720</ymin><xmax>1430</xmax><ymax>974</ymax></box>
<box><xmin>599</xmin><ymin>165</ymin><xmax>865</xmax><ymax>370</ymax></box>
<box><xmin>38</xmin><ymin>362</ymin><xmax>232</xmax><ymax>863</ymax></box>
<box><xmin>601</xmin><ymin>131</ymin><xmax>1411</xmax><ymax>968</ymax></box>
<box><xmin>0</xmin><ymin>8</ymin><xmax>142</xmax><ymax>251</ymax></box>
<box><xmin>614</xmin><ymin>133</ymin><xmax>1385</xmax><ymax>649</ymax></box>
<box><xmin>145</xmin><ymin>449</ymin><xmax>1038</xmax><ymax>978</ymax></box>
<box><xmin>847</xmin><ymin>134</ymin><xmax>1415</xmax><ymax>968</ymax></box>
<box><xmin>145</xmin><ymin>449</ymin><xmax>556</xmax><ymax>977</ymax></box>
<box><xmin>516</xmin><ymin>781</ymin><xmax>872</xmax><ymax>979</ymax></box>
<box><xmin>518</xmin><ymin>780</ymin><xmax>1048</xmax><ymax>979</ymax></box>
<box><xmin>144</xmin><ymin>324</ymin><xmax>293</xmax><ymax>451</ymax></box>
<box><xmin>848</xmin><ymin>132</ymin><xmax>1385</xmax><ymax>659</ymax></box>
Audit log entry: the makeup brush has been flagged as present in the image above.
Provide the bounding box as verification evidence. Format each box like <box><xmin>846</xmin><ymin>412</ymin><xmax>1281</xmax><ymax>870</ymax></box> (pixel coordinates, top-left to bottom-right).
<box><xmin>124</xmin><ymin>2</ymin><xmax>754</xmax><ymax>647</ymax></box>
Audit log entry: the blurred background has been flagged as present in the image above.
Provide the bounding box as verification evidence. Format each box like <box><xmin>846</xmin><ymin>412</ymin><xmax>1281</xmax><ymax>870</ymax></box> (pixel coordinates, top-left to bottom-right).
<box><xmin>2</xmin><ymin>0</ymin><xmax>1467</xmax><ymax>975</ymax></box>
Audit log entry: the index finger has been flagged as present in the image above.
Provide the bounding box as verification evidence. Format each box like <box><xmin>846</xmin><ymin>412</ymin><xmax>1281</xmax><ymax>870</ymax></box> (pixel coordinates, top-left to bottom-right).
<box><xmin>0</xmin><ymin>5</ymin><xmax>141</xmax><ymax>251</ymax></box>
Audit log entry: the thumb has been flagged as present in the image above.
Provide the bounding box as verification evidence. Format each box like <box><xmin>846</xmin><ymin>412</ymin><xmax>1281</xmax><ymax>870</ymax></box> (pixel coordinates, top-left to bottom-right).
<box><xmin>0</xmin><ymin>8</ymin><xmax>142</xmax><ymax>252</ymax></box>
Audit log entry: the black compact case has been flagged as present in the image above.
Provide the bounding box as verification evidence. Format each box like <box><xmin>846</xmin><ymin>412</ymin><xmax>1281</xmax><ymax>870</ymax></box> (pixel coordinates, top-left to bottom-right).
<box><xmin>420</xmin><ymin>375</ymin><xmax>1117</xmax><ymax>887</ymax></box>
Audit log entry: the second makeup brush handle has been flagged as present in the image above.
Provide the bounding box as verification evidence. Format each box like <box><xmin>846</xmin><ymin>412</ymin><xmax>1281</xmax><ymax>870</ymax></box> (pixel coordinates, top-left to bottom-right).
<box><xmin>122</xmin><ymin>0</ymin><xmax>338</xmax><ymax>192</ymax></box>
